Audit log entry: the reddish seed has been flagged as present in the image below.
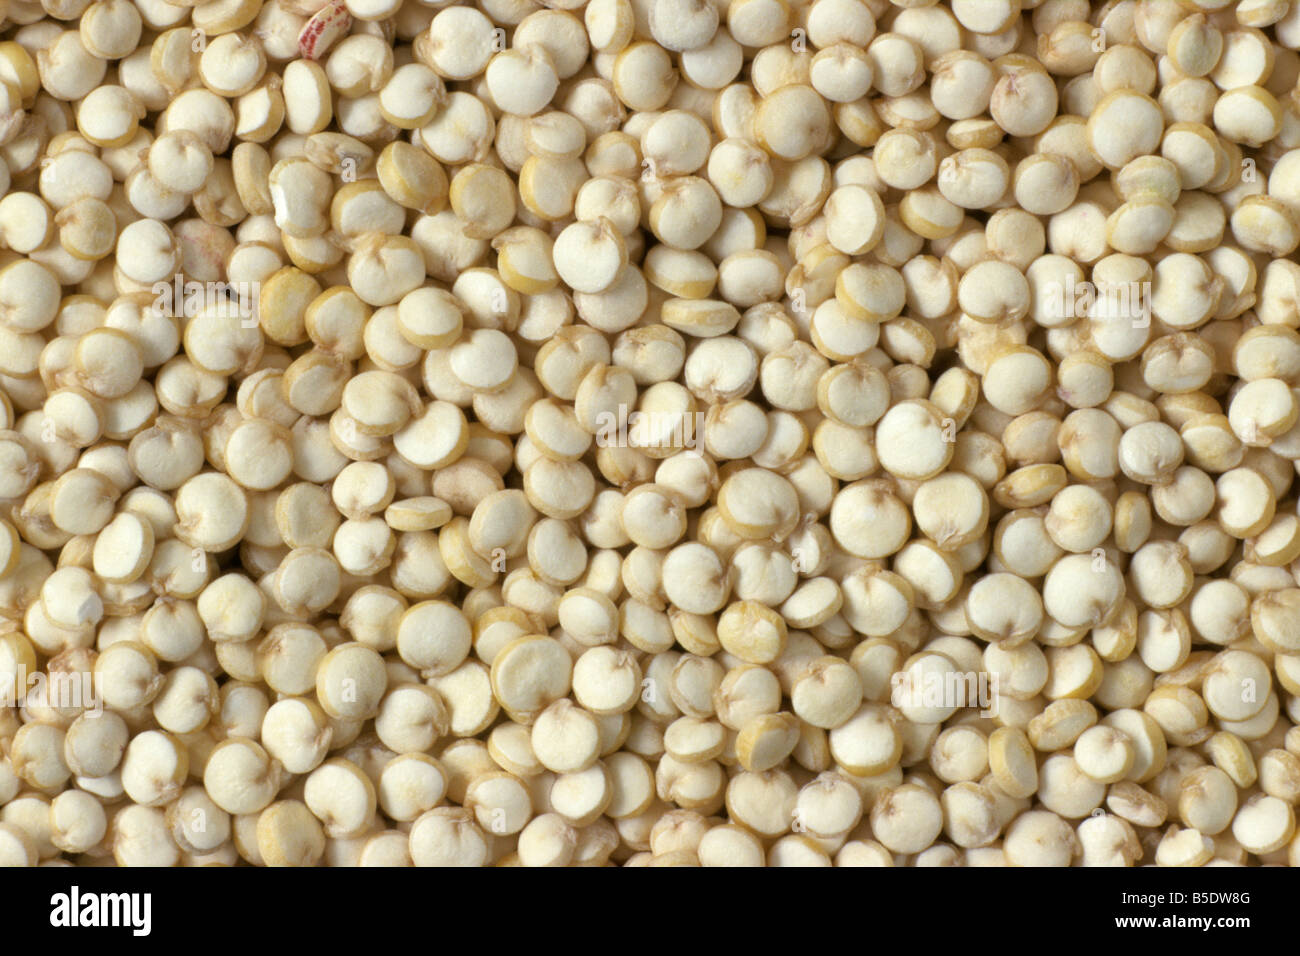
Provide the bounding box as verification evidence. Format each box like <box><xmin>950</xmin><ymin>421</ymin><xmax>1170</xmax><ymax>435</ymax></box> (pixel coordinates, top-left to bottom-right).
<box><xmin>298</xmin><ymin>0</ymin><xmax>352</xmax><ymax>60</ymax></box>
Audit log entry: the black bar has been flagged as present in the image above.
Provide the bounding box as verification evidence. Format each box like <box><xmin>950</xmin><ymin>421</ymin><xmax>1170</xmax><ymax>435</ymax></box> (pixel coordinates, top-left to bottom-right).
<box><xmin>0</xmin><ymin>864</ymin><xmax>1281</xmax><ymax>945</ymax></box>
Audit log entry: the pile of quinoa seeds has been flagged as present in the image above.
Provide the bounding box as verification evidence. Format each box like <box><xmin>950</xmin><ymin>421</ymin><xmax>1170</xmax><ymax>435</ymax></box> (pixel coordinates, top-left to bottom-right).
<box><xmin>1</xmin><ymin>0</ymin><xmax>1300</xmax><ymax>868</ymax></box>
